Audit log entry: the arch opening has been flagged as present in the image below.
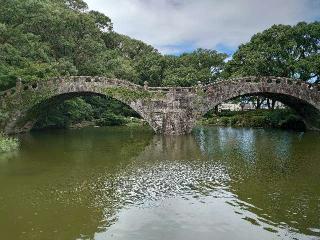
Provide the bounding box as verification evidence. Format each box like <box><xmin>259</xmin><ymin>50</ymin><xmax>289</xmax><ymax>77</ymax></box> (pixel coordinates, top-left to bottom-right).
<box><xmin>199</xmin><ymin>92</ymin><xmax>320</xmax><ymax>132</ymax></box>
<box><xmin>16</xmin><ymin>91</ymin><xmax>153</xmax><ymax>133</ymax></box>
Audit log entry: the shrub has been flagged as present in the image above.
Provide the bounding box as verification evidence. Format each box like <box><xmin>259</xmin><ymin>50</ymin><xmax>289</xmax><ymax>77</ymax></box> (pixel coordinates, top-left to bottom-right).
<box><xmin>279</xmin><ymin>115</ymin><xmax>306</xmax><ymax>131</ymax></box>
<box><xmin>220</xmin><ymin>117</ymin><xmax>230</xmax><ymax>125</ymax></box>
<box><xmin>230</xmin><ymin>116</ymin><xmax>239</xmax><ymax>126</ymax></box>
<box><xmin>0</xmin><ymin>133</ymin><xmax>19</xmax><ymax>153</ymax></box>
<box><xmin>201</xmin><ymin>109</ymin><xmax>305</xmax><ymax>131</ymax></box>
<box><xmin>248</xmin><ymin>116</ymin><xmax>268</xmax><ymax>127</ymax></box>
<box><xmin>96</xmin><ymin>113</ymin><xmax>129</xmax><ymax>126</ymax></box>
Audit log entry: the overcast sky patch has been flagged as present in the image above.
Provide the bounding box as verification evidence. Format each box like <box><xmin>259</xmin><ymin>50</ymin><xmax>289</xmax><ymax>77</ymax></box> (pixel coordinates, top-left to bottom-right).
<box><xmin>86</xmin><ymin>0</ymin><xmax>320</xmax><ymax>55</ymax></box>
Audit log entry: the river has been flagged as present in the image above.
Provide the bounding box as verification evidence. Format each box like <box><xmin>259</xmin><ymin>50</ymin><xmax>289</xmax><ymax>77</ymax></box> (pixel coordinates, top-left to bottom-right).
<box><xmin>0</xmin><ymin>126</ymin><xmax>319</xmax><ymax>240</ymax></box>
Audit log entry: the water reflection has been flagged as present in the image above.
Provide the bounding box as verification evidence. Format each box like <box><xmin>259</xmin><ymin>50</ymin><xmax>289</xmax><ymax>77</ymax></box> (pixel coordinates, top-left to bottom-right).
<box><xmin>193</xmin><ymin>127</ymin><xmax>320</xmax><ymax>238</ymax></box>
<box><xmin>0</xmin><ymin>126</ymin><xmax>319</xmax><ymax>240</ymax></box>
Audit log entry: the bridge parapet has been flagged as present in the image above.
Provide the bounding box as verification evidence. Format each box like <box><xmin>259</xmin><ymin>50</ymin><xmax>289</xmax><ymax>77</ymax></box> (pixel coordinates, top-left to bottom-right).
<box><xmin>0</xmin><ymin>76</ymin><xmax>145</xmax><ymax>99</ymax></box>
<box><xmin>147</xmin><ymin>86</ymin><xmax>194</xmax><ymax>94</ymax></box>
<box><xmin>203</xmin><ymin>76</ymin><xmax>320</xmax><ymax>93</ymax></box>
<box><xmin>2</xmin><ymin>76</ymin><xmax>319</xmax><ymax>98</ymax></box>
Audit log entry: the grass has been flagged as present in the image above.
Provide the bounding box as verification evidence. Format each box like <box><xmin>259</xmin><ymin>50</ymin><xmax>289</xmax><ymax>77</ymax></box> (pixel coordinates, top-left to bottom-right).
<box><xmin>0</xmin><ymin>133</ymin><xmax>19</xmax><ymax>153</ymax></box>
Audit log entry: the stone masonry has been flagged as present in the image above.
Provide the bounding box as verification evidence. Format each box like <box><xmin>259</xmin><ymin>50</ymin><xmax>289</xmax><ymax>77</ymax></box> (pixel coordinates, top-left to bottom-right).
<box><xmin>1</xmin><ymin>76</ymin><xmax>320</xmax><ymax>135</ymax></box>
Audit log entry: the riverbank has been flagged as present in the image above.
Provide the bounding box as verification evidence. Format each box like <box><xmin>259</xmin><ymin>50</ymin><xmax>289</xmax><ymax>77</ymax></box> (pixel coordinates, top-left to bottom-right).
<box><xmin>0</xmin><ymin>133</ymin><xmax>19</xmax><ymax>153</ymax></box>
<box><xmin>199</xmin><ymin>109</ymin><xmax>306</xmax><ymax>131</ymax></box>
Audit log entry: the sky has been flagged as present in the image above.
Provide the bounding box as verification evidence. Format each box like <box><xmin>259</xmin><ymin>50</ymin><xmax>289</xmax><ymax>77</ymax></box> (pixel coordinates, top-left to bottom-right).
<box><xmin>86</xmin><ymin>0</ymin><xmax>320</xmax><ymax>56</ymax></box>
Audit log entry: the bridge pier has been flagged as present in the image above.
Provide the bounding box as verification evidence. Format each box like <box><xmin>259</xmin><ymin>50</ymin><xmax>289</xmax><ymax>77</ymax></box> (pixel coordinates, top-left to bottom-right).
<box><xmin>151</xmin><ymin>111</ymin><xmax>196</xmax><ymax>135</ymax></box>
<box><xmin>137</xmin><ymin>86</ymin><xmax>199</xmax><ymax>135</ymax></box>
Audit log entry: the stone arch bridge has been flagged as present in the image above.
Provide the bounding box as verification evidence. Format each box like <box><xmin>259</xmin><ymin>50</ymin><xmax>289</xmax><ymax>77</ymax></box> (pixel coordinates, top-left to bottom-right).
<box><xmin>1</xmin><ymin>76</ymin><xmax>320</xmax><ymax>135</ymax></box>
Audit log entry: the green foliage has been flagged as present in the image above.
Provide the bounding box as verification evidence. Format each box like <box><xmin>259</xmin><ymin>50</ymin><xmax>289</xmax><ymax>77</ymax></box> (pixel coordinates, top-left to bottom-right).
<box><xmin>89</xmin><ymin>10</ymin><xmax>113</xmax><ymax>31</ymax></box>
<box><xmin>133</xmin><ymin>51</ymin><xmax>165</xmax><ymax>86</ymax></box>
<box><xmin>163</xmin><ymin>49</ymin><xmax>227</xmax><ymax>87</ymax></box>
<box><xmin>85</xmin><ymin>96</ymin><xmax>139</xmax><ymax>118</ymax></box>
<box><xmin>33</xmin><ymin>98</ymin><xmax>94</xmax><ymax>129</ymax></box>
<box><xmin>0</xmin><ymin>110</ymin><xmax>9</xmax><ymax>122</ymax></box>
<box><xmin>33</xmin><ymin>95</ymin><xmax>140</xmax><ymax>130</ymax></box>
<box><xmin>64</xmin><ymin>0</ymin><xmax>88</xmax><ymax>11</ymax></box>
<box><xmin>0</xmin><ymin>133</ymin><xmax>19</xmax><ymax>152</ymax></box>
<box><xmin>201</xmin><ymin>109</ymin><xmax>306</xmax><ymax>131</ymax></box>
<box><xmin>224</xmin><ymin>22</ymin><xmax>320</xmax><ymax>82</ymax></box>
<box><xmin>102</xmin><ymin>32</ymin><xmax>163</xmax><ymax>85</ymax></box>
<box><xmin>96</xmin><ymin>113</ymin><xmax>128</xmax><ymax>126</ymax></box>
<box><xmin>0</xmin><ymin>0</ymin><xmax>143</xmax><ymax>86</ymax></box>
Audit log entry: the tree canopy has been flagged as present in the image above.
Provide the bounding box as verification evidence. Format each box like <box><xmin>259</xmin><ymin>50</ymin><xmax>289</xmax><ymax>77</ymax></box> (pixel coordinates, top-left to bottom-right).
<box><xmin>162</xmin><ymin>49</ymin><xmax>227</xmax><ymax>87</ymax></box>
<box><xmin>223</xmin><ymin>22</ymin><xmax>320</xmax><ymax>83</ymax></box>
<box><xmin>0</xmin><ymin>0</ymin><xmax>155</xmax><ymax>89</ymax></box>
<box><xmin>0</xmin><ymin>0</ymin><xmax>228</xmax><ymax>90</ymax></box>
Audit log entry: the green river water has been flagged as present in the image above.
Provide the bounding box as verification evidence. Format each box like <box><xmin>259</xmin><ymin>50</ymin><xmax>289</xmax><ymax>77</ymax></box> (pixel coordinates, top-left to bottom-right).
<box><xmin>0</xmin><ymin>126</ymin><xmax>319</xmax><ymax>240</ymax></box>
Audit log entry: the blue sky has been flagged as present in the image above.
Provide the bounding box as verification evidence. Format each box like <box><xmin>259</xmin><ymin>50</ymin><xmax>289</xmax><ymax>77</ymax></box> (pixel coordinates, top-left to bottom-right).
<box><xmin>86</xmin><ymin>0</ymin><xmax>320</xmax><ymax>56</ymax></box>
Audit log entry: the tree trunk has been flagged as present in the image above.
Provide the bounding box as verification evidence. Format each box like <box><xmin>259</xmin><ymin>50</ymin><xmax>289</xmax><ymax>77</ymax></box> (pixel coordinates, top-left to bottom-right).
<box><xmin>214</xmin><ymin>105</ymin><xmax>219</xmax><ymax>115</ymax></box>
<box><xmin>256</xmin><ymin>97</ymin><xmax>265</xmax><ymax>109</ymax></box>
<box><xmin>271</xmin><ymin>99</ymin><xmax>276</xmax><ymax>109</ymax></box>
<box><xmin>267</xmin><ymin>99</ymin><xmax>271</xmax><ymax>109</ymax></box>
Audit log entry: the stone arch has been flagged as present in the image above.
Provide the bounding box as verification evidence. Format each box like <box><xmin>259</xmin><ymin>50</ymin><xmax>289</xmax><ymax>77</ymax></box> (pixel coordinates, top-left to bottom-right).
<box><xmin>0</xmin><ymin>76</ymin><xmax>157</xmax><ymax>134</ymax></box>
<box><xmin>23</xmin><ymin>92</ymin><xmax>141</xmax><ymax>131</ymax></box>
<box><xmin>2</xmin><ymin>75</ymin><xmax>320</xmax><ymax>135</ymax></box>
<box><xmin>197</xmin><ymin>76</ymin><xmax>320</xmax><ymax>130</ymax></box>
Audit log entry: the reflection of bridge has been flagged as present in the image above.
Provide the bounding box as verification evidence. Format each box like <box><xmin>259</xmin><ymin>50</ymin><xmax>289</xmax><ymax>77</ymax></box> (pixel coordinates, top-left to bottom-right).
<box><xmin>1</xmin><ymin>76</ymin><xmax>320</xmax><ymax>134</ymax></box>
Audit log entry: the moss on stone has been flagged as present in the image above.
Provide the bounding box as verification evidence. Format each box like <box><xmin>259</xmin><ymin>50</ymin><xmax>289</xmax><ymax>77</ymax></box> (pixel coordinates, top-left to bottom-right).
<box><xmin>195</xmin><ymin>88</ymin><xmax>206</xmax><ymax>97</ymax></box>
<box><xmin>103</xmin><ymin>87</ymin><xmax>153</xmax><ymax>102</ymax></box>
<box><xmin>0</xmin><ymin>86</ymin><xmax>57</xmax><ymax>129</ymax></box>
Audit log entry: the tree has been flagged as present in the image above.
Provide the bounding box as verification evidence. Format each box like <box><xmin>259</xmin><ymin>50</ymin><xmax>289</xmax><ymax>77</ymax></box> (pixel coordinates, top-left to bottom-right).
<box><xmin>65</xmin><ymin>0</ymin><xmax>88</xmax><ymax>11</ymax></box>
<box><xmin>89</xmin><ymin>11</ymin><xmax>113</xmax><ymax>31</ymax></box>
<box><xmin>163</xmin><ymin>49</ymin><xmax>227</xmax><ymax>87</ymax></box>
<box><xmin>134</xmin><ymin>52</ymin><xmax>165</xmax><ymax>86</ymax></box>
<box><xmin>223</xmin><ymin>22</ymin><xmax>320</xmax><ymax>83</ymax></box>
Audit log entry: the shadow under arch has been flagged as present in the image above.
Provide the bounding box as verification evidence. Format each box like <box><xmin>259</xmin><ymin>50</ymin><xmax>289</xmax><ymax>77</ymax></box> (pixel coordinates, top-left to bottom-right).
<box><xmin>198</xmin><ymin>78</ymin><xmax>320</xmax><ymax>130</ymax></box>
<box><xmin>12</xmin><ymin>90</ymin><xmax>155</xmax><ymax>133</ymax></box>
<box><xmin>205</xmin><ymin>93</ymin><xmax>319</xmax><ymax>130</ymax></box>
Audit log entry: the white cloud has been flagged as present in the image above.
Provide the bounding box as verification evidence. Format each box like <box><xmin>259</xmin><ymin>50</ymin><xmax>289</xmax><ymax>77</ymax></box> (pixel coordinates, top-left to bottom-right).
<box><xmin>85</xmin><ymin>0</ymin><xmax>320</xmax><ymax>54</ymax></box>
